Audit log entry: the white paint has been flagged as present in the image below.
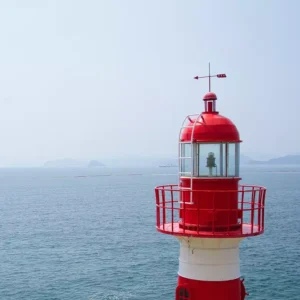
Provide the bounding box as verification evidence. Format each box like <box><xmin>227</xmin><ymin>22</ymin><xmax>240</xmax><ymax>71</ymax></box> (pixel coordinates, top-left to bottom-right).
<box><xmin>177</xmin><ymin>237</ymin><xmax>244</xmax><ymax>281</ymax></box>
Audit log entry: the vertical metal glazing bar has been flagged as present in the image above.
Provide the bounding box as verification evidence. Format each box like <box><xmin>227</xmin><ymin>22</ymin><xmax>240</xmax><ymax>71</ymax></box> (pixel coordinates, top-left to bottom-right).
<box><xmin>235</xmin><ymin>143</ymin><xmax>240</xmax><ymax>177</ymax></box>
<box><xmin>193</xmin><ymin>143</ymin><xmax>199</xmax><ymax>177</ymax></box>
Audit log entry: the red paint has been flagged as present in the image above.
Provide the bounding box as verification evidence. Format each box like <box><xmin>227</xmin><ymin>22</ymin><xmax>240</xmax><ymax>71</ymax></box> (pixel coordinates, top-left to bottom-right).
<box><xmin>207</xmin><ymin>101</ymin><xmax>213</xmax><ymax>112</ymax></box>
<box><xmin>181</xmin><ymin>91</ymin><xmax>240</xmax><ymax>142</ymax></box>
<box><xmin>155</xmin><ymin>184</ymin><xmax>266</xmax><ymax>237</ymax></box>
<box><xmin>179</xmin><ymin>178</ymin><xmax>241</xmax><ymax>231</ymax></box>
<box><xmin>176</xmin><ymin>276</ymin><xmax>246</xmax><ymax>300</ymax></box>
<box><xmin>203</xmin><ymin>92</ymin><xmax>217</xmax><ymax>101</ymax></box>
<box><xmin>180</xmin><ymin>113</ymin><xmax>241</xmax><ymax>142</ymax></box>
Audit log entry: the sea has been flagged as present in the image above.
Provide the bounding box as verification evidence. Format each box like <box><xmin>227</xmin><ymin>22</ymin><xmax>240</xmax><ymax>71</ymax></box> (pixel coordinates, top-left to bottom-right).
<box><xmin>0</xmin><ymin>165</ymin><xmax>299</xmax><ymax>300</ymax></box>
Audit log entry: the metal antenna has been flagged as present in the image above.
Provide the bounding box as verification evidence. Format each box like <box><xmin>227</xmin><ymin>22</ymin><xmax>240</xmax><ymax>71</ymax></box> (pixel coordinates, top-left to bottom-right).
<box><xmin>194</xmin><ymin>64</ymin><xmax>226</xmax><ymax>92</ymax></box>
<box><xmin>209</xmin><ymin>62</ymin><xmax>211</xmax><ymax>92</ymax></box>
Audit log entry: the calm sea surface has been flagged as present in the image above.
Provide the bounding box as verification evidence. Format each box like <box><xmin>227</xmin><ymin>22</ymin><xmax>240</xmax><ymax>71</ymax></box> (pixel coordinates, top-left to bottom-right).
<box><xmin>0</xmin><ymin>166</ymin><xmax>299</xmax><ymax>299</ymax></box>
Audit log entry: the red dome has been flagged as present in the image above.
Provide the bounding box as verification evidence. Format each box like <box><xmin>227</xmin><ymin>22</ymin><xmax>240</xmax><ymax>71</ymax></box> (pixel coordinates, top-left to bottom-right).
<box><xmin>180</xmin><ymin>113</ymin><xmax>241</xmax><ymax>142</ymax></box>
<box><xmin>203</xmin><ymin>92</ymin><xmax>217</xmax><ymax>101</ymax></box>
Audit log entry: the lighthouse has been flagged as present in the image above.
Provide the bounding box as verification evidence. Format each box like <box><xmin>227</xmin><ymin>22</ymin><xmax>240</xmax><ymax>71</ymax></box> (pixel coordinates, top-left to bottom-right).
<box><xmin>154</xmin><ymin>68</ymin><xmax>266</xmax><ymax>300</ymax></box>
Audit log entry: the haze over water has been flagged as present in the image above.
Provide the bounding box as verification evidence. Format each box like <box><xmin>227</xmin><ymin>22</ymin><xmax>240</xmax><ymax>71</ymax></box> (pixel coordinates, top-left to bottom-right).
<box><xmin>0</xmin><ymin>166</ymin><xmax>299</xmax><ymax>299</ymax></box>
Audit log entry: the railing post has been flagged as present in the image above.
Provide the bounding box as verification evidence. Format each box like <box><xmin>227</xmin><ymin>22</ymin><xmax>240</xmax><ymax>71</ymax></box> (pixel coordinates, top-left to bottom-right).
<box><xmin>250</xmin><ymin>187</ymin><xmax>255</xmax><ymax>234</ymax></box>
<box><xmin>171</xmin><ymin>185</ymin><xmax>174</xmax><ymax>233</ymax></box>
<box><xmin>155</xmin><ymin>188</ymin><xmax>160</xmax><ymax>228</ymax></box>
<box><xmin>162</xmin><ymin>187</ymin><xmax>166</xmax><ymax>230</ymax></box>
<box><xmin>240</xmin><ymin>186</ymin><xmax>245</xmax><ymax>234</ymax></box>
<box><xmin>257</xmin><ymin>188</ymin><xmax>262</xmax><ymax>232</ymax></box>
<box><xmin>262</xmin><ymin>189</ymin><xmax>266</xmax><ymax>230</ymax></box>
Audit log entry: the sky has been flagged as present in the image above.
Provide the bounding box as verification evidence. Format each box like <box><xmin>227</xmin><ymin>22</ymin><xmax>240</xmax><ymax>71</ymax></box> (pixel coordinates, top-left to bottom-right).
<box><xmin>0</xmin><ymin>0</ymin><xmax>299</xmax><ymax>166</ymax></box>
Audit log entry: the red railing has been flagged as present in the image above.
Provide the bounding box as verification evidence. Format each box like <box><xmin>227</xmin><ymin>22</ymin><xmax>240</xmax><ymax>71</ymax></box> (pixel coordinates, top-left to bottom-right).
<box><xmin>155</xmin><ymin>184</ymin><xmax>266</xmax><ymax>238</ymax></box>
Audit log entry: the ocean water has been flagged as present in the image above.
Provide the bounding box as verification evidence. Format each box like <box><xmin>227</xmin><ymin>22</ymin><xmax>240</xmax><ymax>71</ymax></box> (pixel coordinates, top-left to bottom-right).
<box><xmin>0</xmin><ymin>166</ymin><xmax>299</xmax><ymax>300</ymax></box>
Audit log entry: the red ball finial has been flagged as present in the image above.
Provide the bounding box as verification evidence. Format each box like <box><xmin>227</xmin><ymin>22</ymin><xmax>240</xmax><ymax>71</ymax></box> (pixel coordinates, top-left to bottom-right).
<box><xmin>203</xmin><ymin>92</ymin><xmax>217</xmax><ymax>101</ymax></box>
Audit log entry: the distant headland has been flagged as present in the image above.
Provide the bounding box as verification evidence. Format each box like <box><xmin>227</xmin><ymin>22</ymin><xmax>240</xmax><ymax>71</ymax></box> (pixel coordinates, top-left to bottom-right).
<box><xmin>42</xmin><ymin>154</ymin><xmax>300</xmax><ymax>168</ymax></box>
<box><xmin>248</xmin><ymin>155</ymin><xmax>300</xmax><ymax>165</ymax></box>
<box><xmin>88</xmin><ymin>160</ymin><xmax>106</xmax><ymax>168</ymax></box>
<box><xmin>157</xmin><ymin>154</ymin><xmax>300</xmax><ymax>167</ymax></box>
<box><xmin>44</xmin><ymin>159</ymin><xmax>106</xmax><ymax>168</ymax></box>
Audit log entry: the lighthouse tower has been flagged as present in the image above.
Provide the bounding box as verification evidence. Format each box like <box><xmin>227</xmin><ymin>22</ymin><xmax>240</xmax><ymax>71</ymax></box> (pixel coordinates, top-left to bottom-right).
<box><xmin>154</xmin><ymin>69</ymin><xmax>266</xmax><ymax>300</ymax></box>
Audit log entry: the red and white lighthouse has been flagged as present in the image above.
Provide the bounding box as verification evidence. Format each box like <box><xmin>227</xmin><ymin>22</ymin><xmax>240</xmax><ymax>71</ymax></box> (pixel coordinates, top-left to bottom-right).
<box><xmin>154</xmin><ymin>68</ymin><xmax>266</xmax><ymax>300</ymax></box>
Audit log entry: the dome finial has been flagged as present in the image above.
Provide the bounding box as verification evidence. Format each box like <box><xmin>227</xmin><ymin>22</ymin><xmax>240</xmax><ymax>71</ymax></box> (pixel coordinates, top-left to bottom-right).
<box><xmin>194</xmin><ymin>64</ymin><xmax>227</xmax><ymax>112</ymax></box>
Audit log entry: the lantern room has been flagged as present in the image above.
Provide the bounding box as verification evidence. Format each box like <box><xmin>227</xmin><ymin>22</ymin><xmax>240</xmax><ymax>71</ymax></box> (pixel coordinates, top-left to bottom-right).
<box><xmin>155</xmin><ymin>88</ymin><xmax>266</xmax><ymax>237</ymax></box>
<box><xmin>177</xmin><ymin>91</ymin><xmax>243</xmax><ymax>231</ymax></box>
<box><xmin>179</xmin><ymin>92</ymin><xmax>242</xmax><ymax>179</ymax></box>
<box><xmin>155</xmin><ymin>69</ymin><xmax>267</xmax><ymax>300</ymax></box>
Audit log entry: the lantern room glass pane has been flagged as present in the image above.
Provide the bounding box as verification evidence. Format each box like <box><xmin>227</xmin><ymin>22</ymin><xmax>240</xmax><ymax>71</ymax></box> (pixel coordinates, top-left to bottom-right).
<box><xmin>180</xmin><ymin>158</ymin><xmax>191</xmax><ymax>175</ymax></box>
<box><xmin>198</xmin><ymin>144</ymin><xmax>223</xmax><ymax>177</ymax></box>
<box><xmin>228</xmin><ymin>143</ymin><xmax>239</xmax><ymax>176</ymax></box>
<box><xmin>227</xmin><ymin>143</ymin><xmax>234</xmax><ymax>176</ymax></box>
<box><xmin>180</xmin><ymin>143</ymin><xmax>191</xmax><ymax>158</ymax></box>
<box><xmin>180</xmin><ymin>142</ymin><xmax>240</xmax><ymax>177</ymax></box>
<box><xmin>180</xmin><ymin>143</ymin><xmax>192</xmax><ymax>176</ymax></box>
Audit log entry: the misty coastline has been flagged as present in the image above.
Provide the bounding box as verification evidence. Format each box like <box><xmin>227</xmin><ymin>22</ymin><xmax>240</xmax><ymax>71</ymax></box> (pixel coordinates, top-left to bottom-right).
<box><xmin>41</xmin><ymin>154</ymin><xmax>300</xmax><ymax>169</ymax></box>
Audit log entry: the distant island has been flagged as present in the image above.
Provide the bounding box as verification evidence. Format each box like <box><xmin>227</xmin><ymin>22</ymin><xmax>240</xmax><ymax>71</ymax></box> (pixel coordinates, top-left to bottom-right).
<box><xmin>88</xmin><ymin>160</ymin><xmax>106</xmax><ymax>168</ymax></box>
<box><xmin>43</xmin><ymin>154</ymin><xmax>300</xmax><ymax>168</ymax></box>
<box><xmin>249</xmin><ymin>155</ymin><xmax>300</xmax><ymax>165</ymax></box>
<box><xmin>159</xmin><ymin>165</ymin><xmax>178</xmax><ymax>168</ymax></box>
<box><xmin>157</xmin><ymin>154</ymin><xmax>300</xmax><ymax>167</ymax></box>
<box><xmin>44</xmin><ymin>159</ymin><xmax>106</xmax><ymax>168</ymax></box>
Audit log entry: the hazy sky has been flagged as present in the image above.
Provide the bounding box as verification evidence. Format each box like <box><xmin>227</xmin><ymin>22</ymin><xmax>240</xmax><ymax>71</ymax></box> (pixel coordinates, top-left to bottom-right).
<box><xmin>0</xmin><ymin>0</ymin><xmax>299</xmax><ymax>166</ymax></box>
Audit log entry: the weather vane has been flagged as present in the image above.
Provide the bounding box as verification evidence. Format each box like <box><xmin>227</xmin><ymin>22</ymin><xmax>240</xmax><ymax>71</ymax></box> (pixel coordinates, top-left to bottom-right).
<box><xmin>194</xmin><ymin>63</ymin><xmax>226</xmax><ymax>92</ymax></box>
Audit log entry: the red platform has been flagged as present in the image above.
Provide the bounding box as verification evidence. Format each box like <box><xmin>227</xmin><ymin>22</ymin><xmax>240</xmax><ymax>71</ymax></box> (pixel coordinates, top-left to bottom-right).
<box><xmin>155</xmin><ymin>184</ymin><xmax>266</xmax><ymax>238</ymax></box>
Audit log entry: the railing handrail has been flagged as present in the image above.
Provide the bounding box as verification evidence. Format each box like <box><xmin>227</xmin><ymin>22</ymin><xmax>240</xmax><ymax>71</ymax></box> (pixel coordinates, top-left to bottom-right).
<box><xmin>155</xmin><ymin>184</ymin><xmax>266</xmax><ymax>193</ymax></box>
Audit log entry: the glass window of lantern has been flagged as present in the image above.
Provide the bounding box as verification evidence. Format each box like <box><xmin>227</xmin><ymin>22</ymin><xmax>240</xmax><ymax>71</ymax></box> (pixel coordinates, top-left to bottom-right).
<box><xmin>180</xmin><ymin>143</ymin><xmax>192</xmax><ymax>175</ymax></box>
<box><xmin>180</xmin><ymin>158</ymin><xmax>191</xmax><ymax>175</ymax></box>
<box><xmin>197</xmin><ymin>144</ymin><xmax>225</xmax><ymax>177</ymax></box>
<box><xmin>194</xmin><ymin>143</ymin><xmax>240</xmax><ymax>177</ymax></box>
<box><xmin>227</xmin><ymin>143</ymin><xmax>240</xmax><ymax>176</ymax></box>
<box><xmin>180</xmin><ymin>143</ymin><xmax>191</xmax><ymax>158</ymax></box>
